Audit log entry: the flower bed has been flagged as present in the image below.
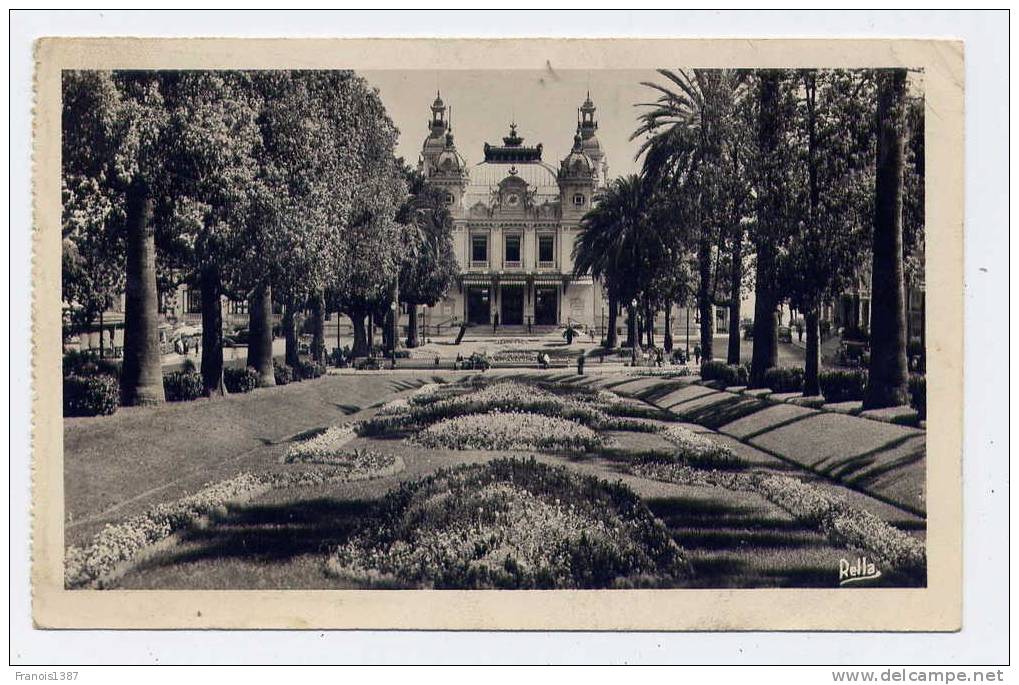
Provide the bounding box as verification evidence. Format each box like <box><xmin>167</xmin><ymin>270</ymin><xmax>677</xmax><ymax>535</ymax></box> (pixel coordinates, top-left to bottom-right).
<box><xmin>359</xmin><ymin>381</ymin><xmax>609</xmax><ymax>435</ymax></box>
<box><xmin>283</xmin><ymin>423</ymin><xmax>359</xmax><ymax>462</ymax></box>
<box><xmin>65</xmin><ymin>451</ymin><xmax>404</xmax><ymax>588</ymax></box>
<box><xmin>326</xmin><ymin>458</ymin><xmax>691</xmax><ymax>589</ymax></box>
<box><xmin>411</xmin><ymin>411</ymin><xmax>604</xmax><ymax>452</ymax></box>
<box><xmin>631</xmin><ymin>462</ymin><xmax>925</xmax><ymax>578</ymax></box>
<box><xmin>657</xmin><ymin>425</ymin><xmax>742</xmax><ymax>469</ymax></box>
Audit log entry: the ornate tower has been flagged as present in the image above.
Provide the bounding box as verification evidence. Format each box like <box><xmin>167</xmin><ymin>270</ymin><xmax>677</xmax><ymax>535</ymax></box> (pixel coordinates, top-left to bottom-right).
<box><xmin>577</xmin><ymin>92</ymin><xmax>608</xmax><ymax>188</ymax></box>
<box><xmin>420</xmin><ymin>91</ymin><xmax>450</xmax><ymax>176</ymax></box>
<box><xmin>558</xmin><ymin>130</ymin><xmax>597</xmax><ymax>221</ymax></box>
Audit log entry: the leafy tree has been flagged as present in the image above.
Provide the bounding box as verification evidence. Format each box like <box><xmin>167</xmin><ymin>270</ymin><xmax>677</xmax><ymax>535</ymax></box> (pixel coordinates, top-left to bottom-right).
<box><xmin>634</xmin><ymin>69</ymin><xmax>749</xmax><ymax>363</ymax></box>
<box><xmin>779</xmin><ymin>70</ymin><xmax>877</xmax><ymax>396</ymax></box>
<box><xmin>864</xmin><ymin>69</ymin><xmax>911</xmax><ymax>409</ymax></box>
<box><xmin>63</xmin><ymin>70</ymin><xmax>169</xmax><ymax>405</ymax></box>
<box><xmin>572</xmin><ymin>175</ymin><xmax>652</xmax><ymax>351</ymax></box>
<box><xmin>397</xmin><ymin>167</ymin><xmax>458</xmax><ymax>348</ymax></box>
<box><xmin>155</xmin><ymin>71</ymin><xmax>261</xmax><ymax>396</ymax></box>
<box><xmin>748</xmin><ymin>70</ymin><xmax>799</xmax><ymax>387</ymax></box>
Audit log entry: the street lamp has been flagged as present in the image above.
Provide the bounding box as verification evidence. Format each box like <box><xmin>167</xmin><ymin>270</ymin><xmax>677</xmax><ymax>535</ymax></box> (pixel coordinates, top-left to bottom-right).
<box><xmin>390</xmin><ymin>300</ymin><xmax>398</xmax><ymax>368</ymax></box>
<box><xmin>631</xmin><ymin>298</ymin><xmax>638</xmax><ymax>365</ymax></box>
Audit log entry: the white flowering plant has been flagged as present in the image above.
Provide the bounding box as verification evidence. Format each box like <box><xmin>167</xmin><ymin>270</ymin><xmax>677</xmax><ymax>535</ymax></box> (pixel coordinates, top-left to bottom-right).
<box><xmin>631</xmin><ymin>462</ymin><xmax>925</xmax><ymax>579</ymax></box>
<box><xmin>327</xmin><ymin>458</ymin><xmax>691</xmax><ymax>589</ymax></box>
<box><xmin>66</xmin><ymin>451</ymin><xmax>403</xmax><ymax>589</ymax></box>
<box><xmin>411</xmin><ymin>411</ymin><xmax>604</xmax><ymax>453</ymax></box>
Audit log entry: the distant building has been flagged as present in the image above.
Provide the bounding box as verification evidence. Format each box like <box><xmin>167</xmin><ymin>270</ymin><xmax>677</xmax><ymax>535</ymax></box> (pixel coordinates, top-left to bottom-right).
<box><xmin>418</xmin><ymin>91</ymin><xmax>608</xmax><ymax>331</ymax></box>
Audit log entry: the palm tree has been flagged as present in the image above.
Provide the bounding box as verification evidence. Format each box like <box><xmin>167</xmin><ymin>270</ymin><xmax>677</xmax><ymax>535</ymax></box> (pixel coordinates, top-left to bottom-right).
<box><xmin>864</xmin><ymin>69</ymin><xmax>910</xmax><ymax>408</ymax></box>
<box><xmin>634</xmin><ymin>69</ymin><xmax>748</xmax><ymax>365</ymax></box>
<box><xmin>573</xmin><ymin>175</ymin><xmax>648</xmax><ymax>351</ymax></box>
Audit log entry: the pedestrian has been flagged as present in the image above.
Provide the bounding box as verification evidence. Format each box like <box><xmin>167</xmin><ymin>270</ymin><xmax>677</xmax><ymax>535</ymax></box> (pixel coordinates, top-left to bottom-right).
<box><xmin>577</xmin><ymin>352</ymin><xmax>585</xmax><ymax>375</ymax></box>
<box><xmin>454</xmin><ymin>353</ymin><xmax>463</xmax><ymax>370</ymax></box>
<box><xmin>694</xmin><ymin>344</ymin><xmax>701</xmax><ymax>365</ymax></box>
<box><xmin>656</xmin><ymin>348</ymin><xmax>664</xmax><ymax>367</ymax></box>
<box><xmin>493</xmin><ymin>312</ymin><xmax>499</xmax><ymax>333</ymax></box>
<box><xmin>527</xmin><ymin>316</ymin><xmax>532</xmax><ymax>334</ymax></box>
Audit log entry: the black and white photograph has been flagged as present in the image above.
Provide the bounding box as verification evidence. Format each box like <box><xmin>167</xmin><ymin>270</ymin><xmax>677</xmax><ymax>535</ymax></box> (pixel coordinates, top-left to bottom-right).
<box><xmin>57</xmin><ymin>64</ymin><xmax>930</xmax><ymax>594</ymax></box>
<box><xmin>20</xmin><ymin>29</ymin><xmax>979</xmax><ymax>642</ymax></box>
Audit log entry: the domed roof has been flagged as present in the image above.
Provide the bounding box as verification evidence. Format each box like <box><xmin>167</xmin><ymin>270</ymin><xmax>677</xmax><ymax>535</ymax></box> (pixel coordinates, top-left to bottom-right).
<box><xmin>430</xmin><ymin>132</ymin><xmax>467</xmax><ymax>176</ymax></box>
<box><xmin>559</xmin><ymin>132</ymin><xmax>595</xmax><ymax>177</ymax></box>
<box><xmin>431</xmin><ymin>91</ymin><xmax>445</xmax><ymax>110</ymax></box>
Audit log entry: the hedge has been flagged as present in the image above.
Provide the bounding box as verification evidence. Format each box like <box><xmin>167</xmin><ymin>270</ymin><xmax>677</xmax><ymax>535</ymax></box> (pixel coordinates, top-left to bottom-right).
<box><xmin>63</xmin><ymin>350</ymin><xmax>120</xmax><ymax>379</ymax></box>
<box><xmin>762</xmin><ymin>366</ymin><xmax>805</xmax><ymax>393</ymax></box>
<box><xmin>223</xmin><ymin>366</ymin><xmax>260</xmax><ymax>394</ymax></box>
<box><xmin>273</xmin><ymin>360</ymin><xmax>294</xmax><ymax>386</ymax></box>
<box><xmin>163</xmin><ymin>370</ymin><xmax>203</xmax><ymax>402</ymax></box>
<box><xmin>700</xmin><ymin>360</ymin><xmax>749</xmax><ymax>387</ymax></box>
<box><xmin>296</xmin><ymin>359</ymin><xmax>326</xmax><ymax>380</ymax></box>
<box><xmin>819</xmin><ymin>369</ymin><xmax>868</xmax><ymax>403</ymax></box>
<box><xmin>908</xmin><ymin>374</ymin><xmax>926</xmax><ymax>419</ymax></box>
<box><xmin>64</xmin><ymin>374</ymin><xmax>119</xmax><ymax>417</ymax></box>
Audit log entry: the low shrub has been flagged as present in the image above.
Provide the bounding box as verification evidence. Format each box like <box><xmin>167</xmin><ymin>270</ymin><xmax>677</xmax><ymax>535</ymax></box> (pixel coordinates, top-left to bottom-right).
<box><xmin>63</xmin><ymin>374</ymin><xmax>119</xmax><ymax>417</ymax></box>
<box><xmin>326</xmin><ymin>458</ymin><xmax>691</xmax><ymax>589</ymax></box>
<box><xmin>63</xmin><ymin>350</ymin><xmax>120</xmax><ymax>378</ymax></box>
<box><xmin>163</xmin><ymin>370</ymin><xmax>203</xmax><ymax>402</ymax></box>
<box><xmin>908</xmin><ymin>374</ymin><xmax>926</xmax><ymax>419</ymax></box>
<box><xmin>819</xmin><ymin>369</ymin><xmax>868</xmax><ymax>403</ymax></box>
<box><xmin>700</xmin><ymin>360</ymin><xmax>748</xmax><ymax>387</ymax></box>
<box><xmin>273</xmin><ymin>360</ymin><xmax>294</xmax><ymax>386</ymax></box>
<box><xmin>412</xmin><ymin>411</ymin><xmax>604</xmax><ymax>452</ymax></box>
<box><xmin>283</xmin><ymin>423</ymin><xmax>359</xmax><ymax>462</ymax></box>
<box><xmin>296</xmin><ymin>359</ymin><xmax>326</xmax><ymax>380</ymax></box>
<box><xmin>762</xmin><ymin>366</ymin><xmax>805</xmax><ymax>393</ymax></box>
<box><xmin>223</xmin><ymin>366</ymin><xmax>260</xmax><ymax>394</ymax></box>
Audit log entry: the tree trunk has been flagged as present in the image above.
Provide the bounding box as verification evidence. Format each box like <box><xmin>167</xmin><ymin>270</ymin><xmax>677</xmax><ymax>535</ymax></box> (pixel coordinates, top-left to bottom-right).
<box><xmin>804</xmin><ymin>308</ymin><xmax>821</xmax><ymax>396</ymax></box>
<box><xmin>119</xmin><ymin>178</ymin><xmax>164</xmax><ymax>406</ymax></box>
<box><xmin>727</xmin><ymin>227</ymin><xmax>743</xmax><ymax>364</ymax></box>
<box><xmin>246</xmin><ymin>283</ymin><xmax>276</xmax><ymax>387</ymax></box>
<box><xmin>406</xmin><ymin>304</ymin><xmax>420</xmax><ymax>348</ymax></box>
<box><xmin>750</xmin><ymin>70</ymin><xmax>782</xmax><ymax>388</ymax></box>
<box><xmin>697</xmin><ymin>234</ymin><xmax>714</xmax><ymax>362</ymax></box>
<box><xmin>310</xmin><ymin>290</ymin><xmax>325</xmax><ymax>363</ymax></box>
<box><xmin>351</xmin><ymin>308</ymin><xmax>369</xmax><ymax>357</ymax></box>
<box><xmin>864</xmin><ymin>69</ymin><xmax>910</xmax><ymax>409</ymax></box>
<box><xmin>663</xmin><ymin>306</ymin><xmax>673</xmax><ymax>353</ymax></box>
<box><xmin>605</xmin><ymin>294</ymin><xmax>618</xmax><ymax>349</ymax></box>
<box><xmin>625</xmin><ymin>304</ymin><xmax>636</xmax><ymax>348</ymax></box>
<box><xmin>200</xmin><ymin>264</ymin><xmax>226</xmax><ymax>397</ymax></box>
<box><xmin>283</xmin><ymin>302</ymin><xmax>300</xmax><ymax>368</ymax></box>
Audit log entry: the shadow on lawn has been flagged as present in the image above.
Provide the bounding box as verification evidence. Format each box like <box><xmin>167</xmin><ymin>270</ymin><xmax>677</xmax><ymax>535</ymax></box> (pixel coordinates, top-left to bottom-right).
<box><xmin>145</xmin><ymin>497</ymin><xmax>378</xmax><ymax>567</ymax></box>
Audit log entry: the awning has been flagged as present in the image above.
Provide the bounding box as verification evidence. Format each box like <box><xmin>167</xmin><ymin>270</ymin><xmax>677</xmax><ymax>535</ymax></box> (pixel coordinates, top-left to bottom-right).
<box><xmin>459</xmin><ymin>273</ymin><xmax>493</xmax><ymax>285</ymax></box>
<box><xmin>497</xmin><ymin>272</ymin><xmax>530</xmax><ymax>284</ymax></box>
<box><xmin>533</xmin><ymin>275</ymin><xmax>563</xmax><ymax>286</ymax></box>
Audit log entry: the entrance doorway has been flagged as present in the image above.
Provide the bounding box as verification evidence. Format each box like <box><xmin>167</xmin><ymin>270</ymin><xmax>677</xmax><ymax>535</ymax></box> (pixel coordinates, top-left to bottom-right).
<box><xmin>500</xmin><ymin>286</ymin><xmax>524</xmax><ymax>326</ymax></box>
<box><xmin>534</xmin><ymin>286</ymin><xmax>558</xmax><ymax>325</ymax></box>
<box><xmin>466</xmin><ymin>286</ymin><xmax>491</xmax><ymax>325</ymax></box>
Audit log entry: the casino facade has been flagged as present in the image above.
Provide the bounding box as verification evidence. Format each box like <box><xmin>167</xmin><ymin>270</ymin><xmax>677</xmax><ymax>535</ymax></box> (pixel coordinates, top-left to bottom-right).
<box><xmin>418</xmin><ymin>91</ymin><xmax>609</xmax><ymax>331</ymax></box>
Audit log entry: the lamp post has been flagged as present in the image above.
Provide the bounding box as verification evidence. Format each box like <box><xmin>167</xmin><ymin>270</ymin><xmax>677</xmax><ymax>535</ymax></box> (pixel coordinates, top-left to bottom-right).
<box><xmin>390</xmin><ymin>300</ymin><xmax>398</xmax><ymax>369</ymax></box>
<box><xmin>631</xmin><ymin>298</ymin><xmax>638</xmax><ymax>365</ymax></box>
<box><xmin>685</xmin><ymin>305</ymin><xmax>690</xmax><ymax>364</ymax></box>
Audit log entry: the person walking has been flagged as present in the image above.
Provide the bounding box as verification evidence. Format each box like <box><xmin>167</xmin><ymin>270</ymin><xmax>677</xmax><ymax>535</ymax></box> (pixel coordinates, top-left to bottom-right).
<box><xmin>577</xmin><ymin>352</ymin><xmax>585</xmax><ymax>376</ymax></box>
<box><xmin>527</xmin><ymin>315</ymin><xmax>532</xmax><ymax>334</ymax></box>
<box><xmin>694</xmin><ymin>344</ymin><xmax>701</xmax><ymax>365</ymax></box>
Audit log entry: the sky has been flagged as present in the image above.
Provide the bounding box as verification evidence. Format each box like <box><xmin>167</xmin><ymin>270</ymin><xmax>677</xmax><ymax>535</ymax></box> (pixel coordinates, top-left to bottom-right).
<box><xmin>359</xmin><ymin>69</ymin><xmax>662</xmax><ymax>179</ymax></box>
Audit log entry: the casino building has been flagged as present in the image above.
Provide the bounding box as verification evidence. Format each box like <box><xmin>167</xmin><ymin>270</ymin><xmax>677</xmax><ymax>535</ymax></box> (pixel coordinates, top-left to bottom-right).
<box><xmin>418</xmin><ymin>91</ymin><xmax>609</xmax><ymax>332</ymax></box>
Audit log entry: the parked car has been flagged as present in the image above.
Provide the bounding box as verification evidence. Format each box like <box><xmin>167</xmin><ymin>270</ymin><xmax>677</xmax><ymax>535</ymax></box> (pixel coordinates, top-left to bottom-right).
<box><xmin>778</xmin><ymin>325</ymin><xmax>792</xmax><ymax>343</ymax></box>
<box><xmin>835</xmin><ymin>340</ymin><xmax>870</xmax><ymax>368</ymax></box>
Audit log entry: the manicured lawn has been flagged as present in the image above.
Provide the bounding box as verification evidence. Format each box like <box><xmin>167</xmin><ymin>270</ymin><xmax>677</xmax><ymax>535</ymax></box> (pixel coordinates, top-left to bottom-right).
<box><xmin>67</xmin><ymin>371</ymin><xmax>926</xmax><ymax>590</ymax></box>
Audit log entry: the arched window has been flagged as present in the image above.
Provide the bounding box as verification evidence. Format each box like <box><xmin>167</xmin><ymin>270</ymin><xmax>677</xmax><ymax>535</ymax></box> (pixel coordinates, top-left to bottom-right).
<box><xmin>573</xmin><ymin>193</ymin><xmax>586</xmax><ymax>207</ymax></box>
